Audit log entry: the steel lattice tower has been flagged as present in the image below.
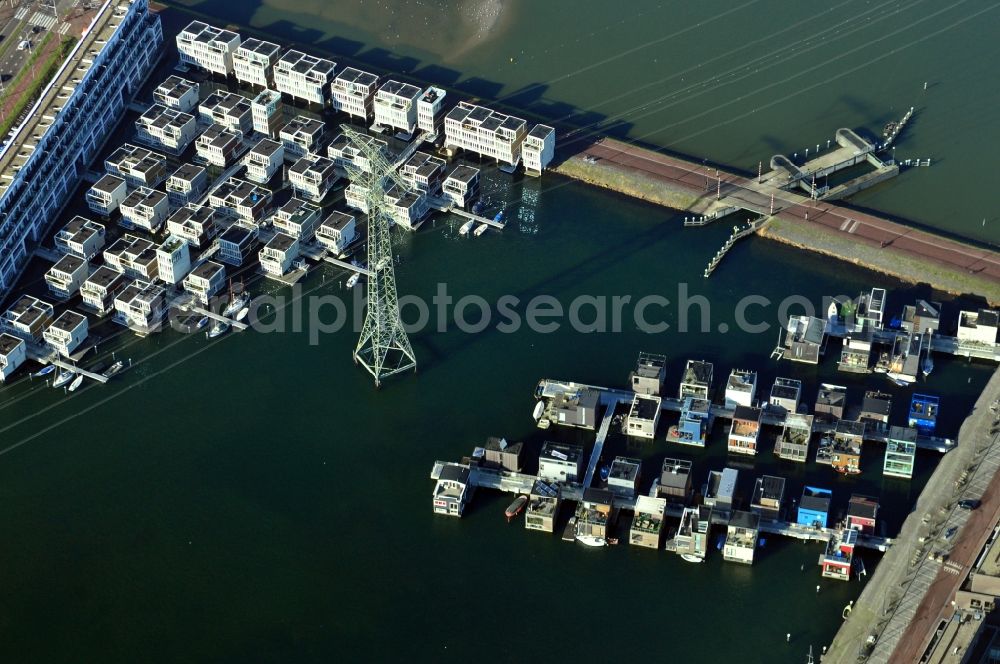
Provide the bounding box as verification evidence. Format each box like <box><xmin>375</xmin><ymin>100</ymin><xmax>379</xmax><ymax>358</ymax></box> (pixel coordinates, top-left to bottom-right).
<box><xmin>341</xmin><ymin>125</ymin><xmax>416</xmax><ymax>387</ymax></box>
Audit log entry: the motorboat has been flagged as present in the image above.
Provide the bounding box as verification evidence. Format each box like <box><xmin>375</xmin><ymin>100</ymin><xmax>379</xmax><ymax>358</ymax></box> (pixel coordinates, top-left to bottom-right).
<box><xmin>458</xmin><ymin>220</ymin><xmax>474</xmax><ymax>236</ymax></box>
<box><xmin>531</xmin><ymin>400</ymin><xmax>545</xmax><ymax>421</ymax></box>
<box><xmin>67</xmin><ymin>375</ymin><xmax>84</xmax><ymax>392</ymax></box>
<box><xmin>52</xmin><ymin>368</ymin><xmax>76</xmax><ymax>388</ymax></box>
<box><xmin>33</xmin><ymin>365</ymin><xmax>55</xmax><ymax>378</ymax></box>
<box><xmin>680</xmin><ymin>554</ymin><xmax>704</xmax><ymax>563</ymax></box>
<box><xmin>207</xmin><ymin>320</ymin><xmax>230</xmax><ymax>339</ymax></box>
<box><xmin>346</xmin><ymin>273</ymin><xmax>360</xmax><ymax>289</ymax></box>
<box><xmin>236</xmin><ymin>307</ymin><xmax>249</xmax><ymax>323</ymax></box>
<box><xmin>505</xmin><ymin>495</ymin><xmax>528</xmax><ymax>522</ymax></box>
<box><xmin>106</xmin><ymin>361</ymin><xmax>124</xmax><ymax>378</ymax></box>
<box><xmin>575</xmin><ymin>535</ymin><xmax>606</xmax><ymax>547</ymax></box>
<box><xmin>196</xmin><ymin>316</ymin><xmax>209</xmax><ymax>330</ymax></box>
<box><xmin>473</xmin><ymin>223</ymin><xmax>488</xmax><ymax>237</ymax></box>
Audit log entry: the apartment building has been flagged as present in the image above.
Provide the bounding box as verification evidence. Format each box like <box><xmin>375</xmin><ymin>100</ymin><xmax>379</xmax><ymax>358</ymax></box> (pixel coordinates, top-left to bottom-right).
<box><xmin>279</xmin><ymin>115</ymin><xmax>325</xmax><ymax>159</ymax></box>
<box><xmin>165</xmin><ymin>163</ymin><xmax>208</xmax><ymax>208</ymax></box>
<box><xmin>44</xmin><ymin>254</ymin><xmax>90</xmax><ymax>299</ymax></box>
<box><xmin>259</xmin><ymin>232</ymin><xmax>299</xmax><ymax>277</ymax></box>
<box><xmin>43</xmin><ymin>310</ymin><xmax>88</xmax><ymax>358</ymax></box>
<box><xmin>166</xmin><ymin>204</ymin><xmax>216</xmax><ymax>248</ymax></box>
<box><xmin>444</xmin><ymin>101</ymin><xmax>528</xmax><ymax>167</ymax></box>
<box><xmin>113</xmin><ymin>280</ymin><xmax>165</xmax><ymax>333</ymax></box>
<box><xmin>232</xmin><ymin>38</ymin><xmax>281</xmax><ymax>88</ymax></box>
<box><xmin>417</xmin><ymin>86</ymin><xmax>447</xmax><ymax>136</ymax></box>
<box><xmin>523</xmin><ymin>124</ymin><xmax>556</xmax><ymax>175</ymax></box>
<box><xmin>80</xmin><ymin>266</ymin><xmax>126</xmax><ymax>315</ymax></box>
<box><xmin>400</xmin><ymin>151</ymin><xmax>446</xmax><ymax>194</ymax></box>
<box><xmin>105</xmin><ymin>143</ymin><xmax>167</xmax><ymax>188</ymax></box>
<box><xmin>373</xmin><ymin>80</ymin><xmax>422</xmax><ymax>134</ymax></box>
<box><xmin>54</xmin><ymin>216</ymin><xmax>105</xmax><ymax>260</ymax></box>
<box><xmin>250</xmin><ymin>89</ymin><xmax>284</xmax><ymax>138</ymax></box>
<box><xmin>288</xmin><ymin>154</ymin><xmax>339</xmax><ymax>202</ymax></box>
<box><xmin>1</xmin><ymin>295</ymin><xmax>54</xmax><ymax>343</ymax></box>
<box><xmin>153</xmin><ymin>75</ymin><xmax>200</xmax><ymax>113</ymax></box>
<box><xmin>327</xmin><ymin>132</ymin><xmax>387</xmax><ymax>175</ymax></box>
<box><xmin>120</xmin><ymin>187</ymin><xmax>170</xmax><ymax>232</ymax></box>
<box><xmin>155</xmin><ymin>235</ymin><xmax>191</xmax><ymax>285</ymax></box>
<box><xmin>183</xmin><ymin>260</ymin><xmax>226</xmax><ymax>305</ymax></box>
<box><xmin>244</xmin><ymin>138</ymin><xmax>284</xmax><ymax>184</ymax></box>
<box><xmin>208</xmin><ymin>178</ymin><xmax>271</xmax><ymax>224</ymax></box>
<box><xmin>217</xmin><ymin>226</ymin><xmax>257</xmax><ymax>266</ymax></box>
<box><xmin>385</xmin><ymin>185</ymin><xmax>429</xmax><ymax>230</ymax></box>
<box><xmin>273</xmin><ymin>50</ymin><xmax>335</xmax><ymax>105</ymax></box>
<box><xmin>195</xmin><ymin>124</ymin><xmax>243</xmax><ymax>167</ymax></box>
<box><xmin>86</xmin><ymin>174</ymin><xmax>127</xmax><ymax>216</ymax></box>
<box><xmin>315</xmin><ymin>211</ymin><xmax>356</xmax><ymax>255</ymax></box>
<box><xmin>271</xmin><ymin>197</ymin><xmax>321</xmax><ymax>242</ymax></box>
<box><xmin>103</xmin><ymin>234</ymin><xmax>159</xmax><ymax>281</ymax></box>
<box><xmin>199</xmin><ymin>90</ymin><xmax>253</xmax><ymax>134</ymax></box>
<box><xmin>134</xmin><ymin>104</ymin><xmax>198</xmax><ymax>154</ymax></box>
<box><xmin>176</xmin><ymin>20</ymin><xmax>241</xmax><ymax>76</ymax></box>
<box><xmin>330</xmin><ymin>67</ymin><xmax>379</xmax><ymax>121</ymax></box>
<box><xmin>0</xmin><ymin>0</ymin><xmax>161</xmax><ymax>301</ymax></box>
<box><xmin>343</xmin><ymin>183</ymin><xmax>369</xmax><ymax>213</ymax></box>
<box><xmin>441</xmin><ymin>164</ymin><xmax>480</xmax><ymax>208</ymax></box>
<box><xmin>0</xmin><ymin>333</ymin><xmax>26</xmax><ymax>382</ymax></box>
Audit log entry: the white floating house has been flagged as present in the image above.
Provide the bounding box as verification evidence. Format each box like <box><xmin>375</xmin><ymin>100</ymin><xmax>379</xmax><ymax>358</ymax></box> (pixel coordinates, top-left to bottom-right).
<box><xmin>44</xmin><ymin>254</ymin><xmax>90</xmax><ymax>299</ymax></box>
<box><xmin>244</xmin><ymin>138</ymin><xmax>285</xmax><ymax>184</ymax></box>
<box><xmin>199</xmin><ymin>90</ymin><xmax>253</xmax><ymax>134</ymax></box>
<box><xmin>288</xmin><ymin>154</ymin><xmax>339</xmax><ymax>202</ymax></box>
<box><xmin>153</xmin><ymin>75</ymin><xmax>200</xmax><ymax>113</ymax></box>
<box><xmin>273</xmin><ymin>50</ymin><xmax>335</xmax><ymax>105</ymax></box>
<box><xmin>195</xmin><ymin>124</ymin><xmax>243</xmax><ymax>168</ymax></box>
<box><xmin>183</xmin><ymin>260</ymin><xmax>226</xmax><ymax>305</ymax></box>
<box><xmin>373</xmin><ymin>80</ymin><xmax>422</xmax><ymax>135</ymax></box>
<box><xmin>330</xmin><ymin>67</ymin><xmax>379</xmax><ymax>122</ymax></box>
<box><xmin>523</xmin><ymin>124</ymin><xmax>556</xmax><ymax>175</ymax></box>
<box><xmin>165</xmin><ymin>163</ymin><xmax>208</xmax><ymax>208</ymax></box>
<box><xmin>176</xmin><ymin>21</ymin><xmax>241</xmax><ymax>76</ymax></box>
<box><xmin>232</xmin><ymin>37</ymin><xmax>281</xmax><ymax>88</ymax></box>
<box><xmin>43</xmin><ymin>310</ymin><xmax>89</xmax><ymax>358</ymax></box>
<box><xmin>0</xmin><ymin>333</ymin><xmax>26</xmax><ymax>383</ymax></box>
<box><xmin>134</xmin><ymin>104</ymin><xmax>198</xmax><ymax>154</ymax></box>
<box><xmin>120</xmin><ymin>187</ymin><xmax>170</xmax><ymax>232</ymax></box>
<box><xmin>166</xmin><ymin>204</ymin><xmax>217</xmax><ymax>248</ymax></box>
<box><xmin>444</xmin><ymin>101</ymin><xmax>527</xmax><ymax>168</ymax></box>
<box><xmin>316</xmin><ymin>211</ymin><xmax>356</xmax><ymax>255</ymax></box>
<box><xmin>279</xmin><ymin>115</ymin><xmax>326</xmax><ymax>160</ymax></box>
<box><xmin>105</xmin><ymin>143</ymin><xmax>168</xmax><ymax>188</ymax></box>
<box><xmin>155</xmin><ymin>235</ymin><xmax>192</xmax><ymax>285</ymax></box>
<box><xmin>54</xmin><ymin>216</ymin><xmax>105</xmax><ymax>260</ymax></box>
<box><xmin>86</xmin><ymin>174</ymin><xmax>127</xmax><ymax>216</ymax></box>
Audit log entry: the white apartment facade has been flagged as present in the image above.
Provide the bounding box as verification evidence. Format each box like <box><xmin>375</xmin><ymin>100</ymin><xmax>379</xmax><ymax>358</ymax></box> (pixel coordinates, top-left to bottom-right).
<box><xmin>373</xmin><ymin>80</ymin><xmax>422</xmax><ymax>134</ymax></box>
<box><xmin>134</xmin><ymin>104</ymin><xmax>198</xmax><ymax>154</ymax></box>
<box><xmin>120</xmin><ymin>187</ymin><xmax>170</xmax><ymax>232</ymax></box>
<box><xmin>523</xmin><ymin>124</ymin><xmax>556</xmax><ymax>175</ymax></box>
<box><xmin>232</xmin><ymin>38</ymin><xmax>281</xmax><ymax>88</ymax></box>
<box><xmin>176</xmin><ymin>21</ymin><xmax>241</xmax><ymax>76</ymax></box>
<box><xmin>444</xmin><ymin>101</ymin><xmax>528</xmax><ymax>167</ymax></box>
<box><xmin>156</xmin><ymin>236</ymin><xmax>192</xmax><ymax>285</ymax></box>
<box><xmin>273</xmin><ymin>50</ymin><xmax>335</xmax><ymax>105</ymax></box>
<box><xmin>330</xmin><ymin>67</ymin><xmax>379</xmax><ymax>121</ymax></box>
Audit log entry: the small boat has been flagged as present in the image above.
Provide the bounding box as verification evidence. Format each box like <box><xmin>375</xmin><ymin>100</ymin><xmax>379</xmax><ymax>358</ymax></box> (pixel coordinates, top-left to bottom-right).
<box><xmin>223</xmin><ymin>280</ymin><xmax>249</xmax><ymax>318</ymax></box>
<box><xmin>575</xmin><ymin>535</ymin><xmax>606</xmax><ymax>547</ymax></box>
<box><xmin>473</xmin><ymin>223</ymin><xmax>488</xmax><ymax>237</ymax></box>
<box><xmin>923</xmin><ymin>356</ymin><xmax>934</xmax><ymax>377</ymax></box>
<box><xmin>680</xmin><ymin>554</ymin><xmax>704</xmax><ymax>563</ymax></box>
<box><xmin>505</xmin><ymin>495</ymin><xmax>528</xmax><ymax>522</ymax></box>
<box><xmin>207</xmin><ymin>320</ymin><xmax>230</xmax><ymax>339</ymax></box>
<box><xmin>52</xmin><ymin>368</ymin><xmax>76</xmax><ymax>388</ymax></box>
<box><xmin>67</xmin><ymin>375</ymin><xmax>84</xmax><ymax>392</ymax></box>
<box><xmin>493</xmin><ymin>211</ymin><xmax>504</xmax><ymax>223</ymax></box>
<box><xmin>599</xmin><ymin>465</ymin><xmax>610</xmax><ymax>482</ymax></box>
<box><xmin>531</xmin><ymin>400</ymin><xmax>545</xmax><ymax>421</ymax></box>
<box><xmin>345</xmin><ymin>273</ymin><xmax>360</xmax><ymax>289</ymax></box>
<box><xmin>458</xmin><ymin>220</ymin><xmax>474</xmax><ymax>236</ymax></box>
<box><xmin>235</xmin><ymin>307</ymin><xmax>249</xmax><ymax>323</ymax></box>
<box><xmin>34</xmin><ymin>365</ymin><xmax>56</xmax><ymax>377</ymax></box>
<box><xmin>196</xmin><ymin>316</ymin><xmax>209</xmax><ymax>330</ymax></box>
<box><xmin>105</xmin><ymin>361</ymin><xmax>124</xmax><ymax>378</ymax></box>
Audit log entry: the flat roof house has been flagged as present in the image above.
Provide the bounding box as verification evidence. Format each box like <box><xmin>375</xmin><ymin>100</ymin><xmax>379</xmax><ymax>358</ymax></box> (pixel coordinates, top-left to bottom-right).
<box><xmin>432</xmin><ymin>464</ymin><xmax>473</xmax><ymax>517</ymax></box>
<box><xmin>134</xmin><ymin>104</ymin><xmax>198</xmax><ymax>154</ymax></box>
<box><xmin>199</xmin><ymin>90</ymin><xmax>253</xmax><ymax>134</ymax></box>
<box><xmin>250</xmin><ymin>89</ymin><xmax>284</xmax><ymax>139</ymax></box>
<box><xmin>523</xmin><ymin>124</ymin><xmax>556</xmax><ymax>176</ymax></box>
<box><xmin>847</xmin><ymin>495</ymin><xmax>879</xmax><ymax>534</ymax></box>
<box><xmin>901</xmin><ymin>299</ymin><xmax>941</xmax><ymax>336</ymax></box>
<box><xmin>244</xmin><ymin>138</ymin><xmax>284</xmax><ymax>184</ymax></box>
<box><xmin>704</xmin><ymin>467</ymin><xmax>738</xmax><ymax>519</ymax></box>
<box><xmin>958</xmin><ymin>309</ymin><xmax>999</xmax><ymax>346</ymax></box>
<box><xmin>658</xmin><ymin>457</ymin><xmax>692</xmax><ymax>504</ymax></box>
<box><xmin>86</xmin><ymin>174</ymin><xmax>127</xmax><ymax>216</ymax></box>
<box><xmin>153</xmin><ymin>75</ymin><xmax>200</xmax><ymax>113</ymax></box>
<box><xmin>315</xmin><ymin>211</ymin><xmax>356</xmax><ymax>256</ymax></box>
<box><xmin>120</xmin><ymin>187</ymin><xmax>170</xmax><ymax>232</ymax></box>
<box><xmin>538</xmin><ymin>441</ymin><xmax>584</xmax><ymax>484</ymax></box>
<box><xmin>815</xmin><ymin>383</ymin><xmax>848</xmax><ymax>424</ymax></box>
<box><xmin>183</xmin><ymin>260</ymin><xmax>226</xmax><ymax>305</ymax></box>
<box><xmin>575</xmin><ymin>488</ymin><xmax>614</xmax><ymax>542</ymax></box>
<box><xmin>417</xmin><ymin>86</ymin><xmax>447</xmax><ymax>136</ymax></box>
<box><xmin>820</xmin><ymin>529</ymin><xmax>857</xmax><ymax>581</ymax></box>
<box><xmin>208</xmin><ymin>177</ymin><xmax>271</xmax><ymax>225</ymax></box>
<box><xmin>776</xmin><ymin>413</ymin><xmax>814</xmax><ymax>463</ymax></box>
<box><xmin>259</xmin><ymin>232</ymin><xmax>299</xmax><ymax>277</ymax></box>
<box><xmin>273</xmin><ymin>49</ymin><xmax>336</xmax><ymax>105</ymax></box>
<box><xmin>768</xmin><ymin>377</ymin><xmax>802</xmax><ymax>414</ymax></box>
<box><xmin>630</xmin><ymin>351</ymin><xmax>666</xmax><ymax>396</ymax></box>
<box><xmin>279</xmin><ymin>115</ymin><xmax>325</xmax><ymax>160</ymax></box>
<box><xmin>44</xmin><ymin>254</ymin><xmax>90</xmax><ymax>300</ymax></box>
<box><xmin>373</xmin><ymin>79</ymin><xmax>422</xmax><ymax>135</ymax></box>
<box><xmin>525</xmin><ymin>488</ymin><xmax>560</xmax><ymax>533</ymax></box>
<box><xmin>176</xmin><ymin>20</ymin><xmax>241</xmax><ymax>76</ymax></box>
<box><xmin>607</xmin><ymin>456</ymin><xmax>641</xmax><ymax>497</ymax></box>
<box><xmin>797</xmin><ymin>486</ymin><xmax>832</xmax><ymax>529</ymax></box>
<box><xmin>232</xmin><ymin>37</ymin><xmax>281</xmax><ymax>88</ymax></box>
<box><xmin>288</xmin><ymin>154</ymin><xmax>339</xmax><ymax>202</ymax></box>
<box><xmin>80</xmin><ymin>266</ymin><xmax>126</xmax><ymax>315</ymax></box>
<box><xmin>327</xmin><ymin>132</ymin><xmax>388</xmax><ymax>175</ymax></box>
<box><xmin>884</xmin><ymin>426</ymin><xmax>917</xmax><ymax>479</ymax></box>
<box><xmin>166</xmin><ymin>163</ymin><xmax>208</xmax><ymax>208</ymax></box>
<box><xmin>113</xmin><ymin>280</ymin><xmax>166</xmax><ymax>333</ymax></box>
<box><xmin>626</xmin><ymin>393</ymin><xmax>660</xmax><ymax>439</ymax></box>
<box><xmin>0</xmin><ymin>333</ymin><xmax>26</xmax><ymax>383</ymax></box>
<box><xmin>481</xmin><ymin>436</ymin><xmax>523</xmax><ymax>472</ymax></box>
<box><xmin>272</xmin><ymin>197</ymin><xmax>322</xmax><ymax>242</ymax></box>
<box><xmin>103</xmin><ymin>234</ymin><xmax>159</xmax><ymax>281</ymax></box>
<box><xmin>908</xmin><ymin>393</ymin><xmax>939</xmax><ymax>434</ymax></box>
<box><xmin>217</xmin><ymin>226</ymin><xmax>258</xmax><ymax>266</ymax></box>
<box><xmin>385</xmin><ymin>185</ymin><xmax>429</xmax><ymax>231</ymax></box>
<box><xmin>728</xmin><ymin>405</ymin><xmax>762</xmax><ymax>456</ymax></box>
<box><xmin>441</xmin><ymin>164</ymin><xmax>480</xmax><ymax>209</ymax></box>
<box><xmin>860</xmin><ymin>390</ymin><xmax>893</xmax><ymax>433</ymax></box>
<box><xmin>724</xmin><ymin>510</ymin><xmax>760</xmax><ymax>565</ymax></box>
<box><xmin>105</xmin><ymin>143</ymin><xmax>167</xmax><ymax>188</ymax></box>
<box><xmin>444</xmin><ymin>101</ymin><xmax>527</xmax><ymax>167</ymax></box>
<box><xmin>330</xmin><ymin>66</ymin><xmax>379</xmax><ymax>122</ymax></box>
<box><xmin>400</xmin><ymin>151</ymin><xmax>446</xmax><ymax>195</ymax></box>
<box><xmin>166</xmin><ymin>204</ymin><xmax>217</xmax><ymax>248</ymax></box>
<box><xmin>155</xmin><ymin>235</ymin><xmax>191</xmax><ymax>285</ymax></box>
<box><xmin>195</xmin><ymin>124</ymin><xmax>243</xmax><ymax>168</ymax></box>
<box><xmin>630</xmin><ymin>495</ymin><xmax>666</xmax><ymax>550</ymax></box>
<box><xmin>667</xmin><ymin>396</ymin><xmax>710</xmax><ymax>447</ymax></box>
<box><xmin>750</xmin><ymin>475</ymin><xmax>785</xmax><ymax>522</ymax></box>
<box><xmin>679</xmin><ymin>359</ymin><xmax>713</xmax><ymax>400</ymax></box>
<box><xmin>724</xmin><ymin>368</ymin><xmax>757</xmax><ymax>409</ymax></box>
<box><xmin>674</xmin><ymin>504</ymin><xmax>713</xmax><ymax>560</ymax></box>
<box><xmin>2</xmin><ymin>295</ymin><xmax>54</xmax><ymax>343</ymax></box>
<box><xmin>43</xmin><ymin>310</ymin><xmax>88</xmax><ymax>358</ymax></box>
<box><xmin>839</xmin><ymin>323</ymin><xmax>874</xmax><ymax>373</ymax></box>
<box><xmin>831</xmin><ymin>419</ymin><xmax>866</xmax><ymax>475</ymax></box>
<box><xmin>783</xmin><ymin>314</ymin><xmax>826</xmax><ymax>364</ymax></box>
<box><xmin>54</xmin><ymin>216</ymin><xmax>105</xmax><ymax>260</ymax></box>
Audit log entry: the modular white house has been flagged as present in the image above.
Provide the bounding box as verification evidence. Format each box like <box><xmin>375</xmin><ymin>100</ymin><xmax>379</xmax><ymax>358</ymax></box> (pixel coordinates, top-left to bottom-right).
<box><xmin>444</xmin><ymin>101</ymin><xmax>528</xmax><ymax>168</ymax></box>
<box><xmin>165</xmin><ymin>163</ymin><xmax>208</xmax><ymax>208</ymax></box>
<box><xmin>199</xmin><ymin>91</ymin><xmax>253</xmax><ymax>134</ymax></box>
<box><xmin>166</xmin><ymin>204</ymin><xmax>217</xmax><ymax>248</ymax></box>
<box><xmin>232</xmin><ymin>38</ymin><xmax>281</xmax><ymax>88</ymax></box>
<box><xmin>153</xmin><ymin>75</ymin><xmax>200</xmax><ymax>113</ymax></box>
<box><xmin>0</xmin><ymin>0</ymin><xmax>161</xmax><ymax>301</ymax></box>
<box><xmin>273</xmin><ymin>50</ymin><xmax>336</xmax><ymax>105</ymax></box>
<box><xmin>120</xmin><ymin>187</ymin><xmax>170</xmax><ymax>232</ymax></box>
<box><xmin>250</xmin><ymin>89</ymin><xmax>284</xmax><ymax>138</ymax></box>
<box><xmin>134</xmin><ymin>104</ymin><xmax>199</xmax><ymax>154</ymax></box>
<box><xmin>272</xmin><ymin>197</ymin><xmax>321</xmax><ymax>242</ymax></box>
<box><xmin>44</xmin><ymin>254</ymin><xmax>90</xmax><ymax>299</ymax></box>
<box><xmin>156</xmin><ymin>236</ymin><xmax>192</xmax><ymax>285</ymax></box>
<box><xmin>54</xmin><ymin>216</ymin><xmax>105</xmax><ymax>260</ymax></box>
<box><xmin>279</xmin><ymin>115</ymin><xmax>325</xmax><ymax>160</ymax></box>
<box><xmin>330</xmin><ymin>67</ymin><xmax>379</xmax><ymax>121</ymax></box>
<box><xmin>195</xmin><ymin>124</ymin><xmax>244</xmax><ymax>168</ymax></box>
<box><xmin>417</xmin><ymin>86</ymin><xmax>447</xmax><ymax>136</ymax></box>
<box><xmin>0</xmin><ymin>333</ymin><xmax>26</xmax><ymax>383</ymax></box>
<box><xmin>43</xmin><ymin>310</ymin><xmax>89</xmax><ymax>358</ymax></box>
<box><xmin>86</xmin><ymin>174</ymin><xmax>128</xmax><ymax>217</ymax></box>
<box><xmin>288</xmin><ymin>154</ymin><xmax>339</xmax><ymax>202</ymax></box>
<box><xmin>373</xmin><ymin>80</ymin><xmax>422</xmax><ymax>134</ymax></box>
<box><xmin>105</xmin><ymin>143</ymin><xmax>168</xmax><ymax>188</ymax></box>
<box><xmin>183</xmin><ymin>260</ymin><xmax>226</xmax><ymax>305</ymax></box>
<box><xmin>316</xmin><ymin>211</ymin><xmax>356</xmax><ymax>255</ymax></box>
<box><xmin>244</xmin><ymin>139</ymin><xmax>284</xmax><ymax>184</ymax></box>
<box><xmin>523</xmin><ymin>124</ymin><xmax>556</xmax><ymax>175</ymax></box>
<box><xmin>176</xmin><ymin>21</ymin><xmax>241</xmax><ymax>76</ymax></box>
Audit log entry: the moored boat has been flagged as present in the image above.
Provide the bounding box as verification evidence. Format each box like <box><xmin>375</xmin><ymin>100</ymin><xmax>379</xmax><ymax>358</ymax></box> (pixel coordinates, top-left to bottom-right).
<box><xmin>207</xmin><ymin>320</ymin><xmax>230</xmax><ymax>339</ymax></box>
<box><xmin>505</xmin><ymin>495</ymin><xmax>528</xmax><ymax>522</ymax></box>
<box><xmin>531</xmin><ymin>400</ymin><xmax>545</xmax><ymax>421</ymax></box>
<box><xmin>680</xmin><ymin>553</ymin><xmax>704</xmax><ymax>563</ymax></box>
<box><xmin>222</xmin><ymin>279</ymin><xmax>249</xmax><ymax>318</ymax></box>
<box><xmin>67</xmin><ymin>375</ymin><xmax>84</xmax><ymax>392</ymax></box>
<box><xmin>346</xmin><ymin>273</ymin><xmax>360</xmax><ymax>289</ymax></box>
<box><xmin>473</xmin><ymin>223</ymin><xmax>488</xmax><ymax>237</ymax></box>
<box><xmin>236</xmin><ymin>307</ymin><xmax>249</xmax><ymax>323</ymax></box>
<box><xmin>52</xmin><ymin>368</ymin><xmax>76</xmax><ymax>388</ymax></box>
<box><xmin>196</xmin><ymin>316</ymin><xmax>209</xmax><ymax>330</ymax></box>
<box><xmin>34</xmin><ymin>365</ymin><xmax>56</xmax><ymax>378</ymax></box>
<box><xmin>106</xmin><ymin>361</ymin><xmax>124</xmax><ymax>378</ymax></box>
<box><xmin>575</xmin><ymin>534</ymin><xmax>606</xmax><ymax>547</ymax></box>
<box><xmin>458</xmin><ymin>220</ymin><xmax>474</xmax><ymax>236</ymax></box>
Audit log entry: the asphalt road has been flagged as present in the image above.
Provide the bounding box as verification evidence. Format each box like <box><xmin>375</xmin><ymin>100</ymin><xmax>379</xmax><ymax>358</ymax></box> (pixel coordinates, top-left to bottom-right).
<box><xmin>0</xmin><ymin>0</ymin><xmax>76</xmax><ymax>97</ymax></box>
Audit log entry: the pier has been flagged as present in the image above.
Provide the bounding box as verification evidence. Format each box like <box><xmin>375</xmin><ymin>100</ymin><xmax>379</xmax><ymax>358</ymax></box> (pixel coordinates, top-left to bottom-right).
<box><xmin>427</xmin><ymin>196</ymin><xmax>505</xmax><ymax>229</ymax></box>
<box><xmin>321</xmin><ymin>255</ymin><xmax>373</xmax><ymax>277</ymax></box>
<box><xmin>703</xmin><ymin>216</ymin><xmax>769</xmax><ymax>278</ymax></box>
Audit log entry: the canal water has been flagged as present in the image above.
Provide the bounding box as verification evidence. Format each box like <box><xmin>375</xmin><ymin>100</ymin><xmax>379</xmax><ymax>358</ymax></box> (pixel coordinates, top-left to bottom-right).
<box><xmin>0</xmin><ymin>2</ymin><xmax>995</xmax><ymax>661</ymax></box>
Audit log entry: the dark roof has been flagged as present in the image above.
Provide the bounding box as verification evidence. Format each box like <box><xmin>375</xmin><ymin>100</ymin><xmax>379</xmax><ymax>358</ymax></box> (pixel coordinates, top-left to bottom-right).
<box><xmin>799</xmin><ymin>494</ymin><xmax>831</xmax><ymax>513</ymax></box>
<box><xmin>439</xmin><ymin>465</ymin><xmax>469</xmax><ymax>484</ymax></box>
<box><xmin>848</xmin><ymin>495</ymin><xmax>879</xmax><ymax>519</ymax></box>
<box><xmin>729</xmin><ymin>510</ymin><xmax>760</xmax><ymax>530</ymax></box>
<box><xmin>733</xmin><ymin>405</ymin><xmax>761</xmax><ymax>422</ymax></box>
<box><xmin>583</xmin><ymin>487</ymin><xmax>614</xmax><ymax>505</ymax></box>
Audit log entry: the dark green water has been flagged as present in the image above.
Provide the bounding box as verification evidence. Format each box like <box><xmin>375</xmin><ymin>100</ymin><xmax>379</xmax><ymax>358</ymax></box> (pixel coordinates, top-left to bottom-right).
<box><xmin>0</xmin><ymin>2</ymin><xmax>997</xmax><ymax>662</ymax></box>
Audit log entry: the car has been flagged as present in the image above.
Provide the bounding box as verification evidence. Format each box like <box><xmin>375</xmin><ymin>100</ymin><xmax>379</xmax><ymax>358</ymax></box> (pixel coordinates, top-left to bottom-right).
<box><xmin>958</xmin><ymin>499</ymin><xmax>981</xmax><ymax>510</ymax></box>
<box><xmin>16</xmin><ymin>40</ymin><xmax>28</xmax><ymax>51</ymax></box>
<box><xmin>32</xmin><ymin>26</ymin><xmax>42</xmax><ymax>34</ymax></box>
<box><xmin>945</xmin><ymin>526</ymin><xmax>958</xmax><ymax>540</ymax></box>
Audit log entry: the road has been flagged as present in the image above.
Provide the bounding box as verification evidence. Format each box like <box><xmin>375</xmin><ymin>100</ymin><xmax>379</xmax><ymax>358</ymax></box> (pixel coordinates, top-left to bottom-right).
<box><xmin>0</xmin><ymin>0</ymin><xmax>73</xmax><ymax>97</ymax></box>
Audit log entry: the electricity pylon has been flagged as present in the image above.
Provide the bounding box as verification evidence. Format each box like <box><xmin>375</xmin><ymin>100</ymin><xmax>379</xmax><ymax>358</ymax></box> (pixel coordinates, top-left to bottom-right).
<box><xmin>340</xmin><ymin>125</ymin><xmax>416</xmax><ymax>387</ymax></box>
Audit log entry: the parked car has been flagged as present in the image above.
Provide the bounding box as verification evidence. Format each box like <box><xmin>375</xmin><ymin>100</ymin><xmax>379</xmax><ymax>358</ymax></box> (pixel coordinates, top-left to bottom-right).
<box><xmin>17</xmin><ymin>40</ymin><xmax>28</xmax><ymax>51</ymax></box>
<box><xmin>958</xmin><ymin>499</ymin><xmax>981</xmax><ymax>510</ymax></box>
